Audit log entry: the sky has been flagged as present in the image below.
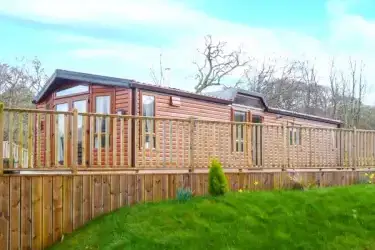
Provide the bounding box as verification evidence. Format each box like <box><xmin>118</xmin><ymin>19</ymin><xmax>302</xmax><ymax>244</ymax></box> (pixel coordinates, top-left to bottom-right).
<box><xmin>0</xmin><ymin>0</ymin><xmax>375</xmax><ymax>103</ymax></box>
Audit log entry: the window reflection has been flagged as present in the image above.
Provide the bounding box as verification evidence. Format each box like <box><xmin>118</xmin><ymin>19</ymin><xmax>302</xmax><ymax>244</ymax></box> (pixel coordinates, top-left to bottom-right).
<box><xmin>56</xmin><ymin>85</ymin><xmax>89</xmax><ymax>97</ymax></box>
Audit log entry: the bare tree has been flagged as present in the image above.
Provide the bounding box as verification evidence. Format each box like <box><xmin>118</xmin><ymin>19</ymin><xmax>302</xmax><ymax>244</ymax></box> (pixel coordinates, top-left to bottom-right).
<box><xmin>149</xmin><ymin>53</ymin><xmax>165</xmax><ymax>86</ymax></box>
<box><xmin>348</xmin><ymin>58</ymin><xmax>366</xmax><ymax>127</ymax></box>
<box><xmin>0</xmin><ymin>57</ymin><xmax>47</xmax><ymax>108</ymax></box>
<box><xmin>194</xmin><ymin>35</ymin><xmax>248</xmax><ymax>93</ymax></box>
<box><xmin>328</xmin><ymin>58</ymin><xmax>367</xmax><ymax>127</ymax></box>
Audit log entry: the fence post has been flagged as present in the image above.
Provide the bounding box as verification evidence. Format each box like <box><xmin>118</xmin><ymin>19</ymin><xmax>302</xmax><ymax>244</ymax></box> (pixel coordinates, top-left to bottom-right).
<box><xmin>188</xmin><ymin>117</ymin><xmax>195</xmax><ymax>172</ymax></box>
<box><xmin>0</xmin><ymin>102</ymin><xmax>3</xmax><ymax>174</ymax></box>
<box><xmin>246</xmin><ymin>123</ymin><xmax>252</xmax><ymax>167</ymax></box>
<box><xmin>353</xmin><ymin>126</ymin><xmax>357</xmax><ymax>168</ymax></box>
<box><xmin>282</xmin><ymin>124</ymin><xmax>287</xmax><ymax>168</ymax></box>
<box><xmin>72</xmin><ymin>109</ymin><xmax>78</xmax><ymax>173</ymax></box>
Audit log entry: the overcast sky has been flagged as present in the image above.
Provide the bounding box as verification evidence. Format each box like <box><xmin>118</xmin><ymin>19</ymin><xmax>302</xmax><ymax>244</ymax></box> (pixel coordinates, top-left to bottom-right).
<box><xmin>0</xmin><ymin>0</ymin><xmax>375</xmax><ymax>103</ymax></box>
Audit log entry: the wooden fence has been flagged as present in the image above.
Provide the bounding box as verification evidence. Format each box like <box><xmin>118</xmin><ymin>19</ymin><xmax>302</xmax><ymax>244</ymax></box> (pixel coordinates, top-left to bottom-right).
<box><xmin>1</xmin><ymin>106</ymin><xmax>375</xmax><ymax>171</ymax></box>
<box><xmin>3</xmin><ymin>141</ymin><xmax>32</xmax><ymax>169</ymax></box>
<box><xmin>0</xmin><ymin>168</ymin><xmax>370</xmax><ymax>250</ymax></box>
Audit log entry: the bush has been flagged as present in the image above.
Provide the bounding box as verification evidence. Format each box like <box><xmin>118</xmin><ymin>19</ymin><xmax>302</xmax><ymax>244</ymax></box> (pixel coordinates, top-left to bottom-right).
<box><xmin>208</xmin><ymin>159</ymin><xmax>228</xmax><ymax>196</ymax></box>
<box><xmin>176</xmin><ymin>188</ymin><xmax>193</xmax><ymax>202</ymax></box>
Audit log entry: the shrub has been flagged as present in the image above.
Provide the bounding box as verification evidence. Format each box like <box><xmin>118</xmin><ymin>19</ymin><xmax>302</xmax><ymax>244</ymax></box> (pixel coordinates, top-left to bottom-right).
<box><xmin>208</xmin><ymin>159</ymin><xmax>228</xmax><ymax>196</ymax></box>
<box><xmin>176</xmin><ymin>187</ymin><xmax>193</xmax><ymax>202</ymax></box>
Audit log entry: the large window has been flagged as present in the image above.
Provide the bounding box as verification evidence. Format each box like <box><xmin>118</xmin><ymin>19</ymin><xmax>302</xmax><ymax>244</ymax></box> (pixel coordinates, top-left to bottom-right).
<box><xmin>142</xmin><ymin>95</ymin><xmax>155</xmax><ymax>149</ymax></box>
<box><xmin>234</xmin><ymin>111</ymin><xmax>246</xmax><ymax>152</ymax></box>
<box><xmin>56</xmin><ymin>85</ymin><xmax>89</xmax><ymax>97</ymax></box>
<box><xmin>94</xmin><ymin>95</ymin><xmax>111</xmax><ymax>148</ymax></box>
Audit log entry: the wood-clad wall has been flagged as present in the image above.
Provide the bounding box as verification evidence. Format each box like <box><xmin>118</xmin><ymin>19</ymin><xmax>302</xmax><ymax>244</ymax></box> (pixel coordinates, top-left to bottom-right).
<box><xmin>33</xmin><ymin>81</ymin><xmax>342</xmax><ymax>169</ymax></box>
<box><xmin>243</xmin><ymin>107</ymin><xmax>340</xmax><ymax>167</ymax></box>
<box><xmin>137</xmin><ymin>90</ymin><xmax>231</xmax><ymax>120</ymax></box>
<box><xmin>136</xmin><ymin>90</ymin><xmax>236</xmax><ymax>167</ymax></box>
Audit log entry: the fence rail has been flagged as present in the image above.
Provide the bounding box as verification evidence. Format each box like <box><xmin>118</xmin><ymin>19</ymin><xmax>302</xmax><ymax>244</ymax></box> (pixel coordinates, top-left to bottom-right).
<box><xmin>0</xmin><ymin>106</ymin><xmax>374</xmax><ymax>172</ymax></box>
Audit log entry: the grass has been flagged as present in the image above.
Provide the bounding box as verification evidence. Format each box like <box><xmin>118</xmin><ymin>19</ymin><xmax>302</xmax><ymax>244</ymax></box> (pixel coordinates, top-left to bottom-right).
<box><xmin>49</xmin><ymin>185</ymin><xmax>375</xmax><ymax>250</ymax></box>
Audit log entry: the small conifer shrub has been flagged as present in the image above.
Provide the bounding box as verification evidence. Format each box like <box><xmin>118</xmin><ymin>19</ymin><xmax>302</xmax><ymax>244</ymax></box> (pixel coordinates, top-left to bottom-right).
<box><xmin>208</xmin><ymin>159</ymin><xmax>228</xmax><ymax>196</ymax></box>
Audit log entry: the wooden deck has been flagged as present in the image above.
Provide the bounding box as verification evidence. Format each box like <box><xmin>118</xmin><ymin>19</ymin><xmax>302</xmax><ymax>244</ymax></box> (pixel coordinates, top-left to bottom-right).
<box><xmin>2</xmin><ymin>105</ymin><xmax>375</xmax><ymax>250</ymax></box>
<box><xmin>0</xmin><ymin>106</ymin><xmax>374</xmax><ymax>172</ymax></box>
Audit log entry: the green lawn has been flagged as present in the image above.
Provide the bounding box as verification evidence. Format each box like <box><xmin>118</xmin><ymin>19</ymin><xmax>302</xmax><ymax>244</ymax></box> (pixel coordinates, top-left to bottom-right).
<box><xmin>49</xmin><ymin>185</ymin><xmax>375</xmax><ymax>250</ymax></box>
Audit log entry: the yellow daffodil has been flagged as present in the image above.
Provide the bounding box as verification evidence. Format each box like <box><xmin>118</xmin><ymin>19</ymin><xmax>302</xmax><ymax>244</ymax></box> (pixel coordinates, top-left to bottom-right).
<box><xmin>238</xmin><ymin>189</ymin><xmax>243</xmax><ymax>193</ymax></box>
<box><xmin>254</xmin><ymin>181</ymin><xmax>259</xmax><ymax>186</ymax></box>
<box><xmin>365</xmin><ymin>173</ymin><xmax>368</xmax><ymax>176</ymax></box>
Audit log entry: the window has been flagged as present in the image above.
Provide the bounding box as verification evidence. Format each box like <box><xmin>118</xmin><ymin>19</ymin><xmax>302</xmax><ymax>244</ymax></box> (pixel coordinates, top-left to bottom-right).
<box><xmin>289</xmin><ymin>124</ymin><xmax>302</xmax><ymax>145</ymax></box>
<box><xmin>73</xmin><ymin>100</ymin><xmax>87</xmax><ymax>164</ymax></box>
<box><xmin>56</xmin><ymin>85</ymin><xmax>89</xmax><ymax>97</ymax></box>
<box><xmin>234</xmin><ymin>111</ymin><xmax>246</xmax><ymax>152</ymax></box>
<box><xmin>56</xmin><ymin>103</ymin><xmax>69</xmax><ymax>165</ymax></box>
<box><xmin>142</xmin><ymin>95</ymin><xmax>155</xmax><ymax>149</ymax></box>
<box><xmin>94</xmin><ymin>95</ymin><xmax>111</xmax><ymax>148</ymax></box>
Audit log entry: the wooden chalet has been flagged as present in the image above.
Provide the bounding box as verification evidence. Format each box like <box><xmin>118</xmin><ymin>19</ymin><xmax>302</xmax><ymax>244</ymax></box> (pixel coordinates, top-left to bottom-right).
<box><xmin>28</xmin><ymin>69</ymin><xmax>345</xmax><ymax>169</ymax></box>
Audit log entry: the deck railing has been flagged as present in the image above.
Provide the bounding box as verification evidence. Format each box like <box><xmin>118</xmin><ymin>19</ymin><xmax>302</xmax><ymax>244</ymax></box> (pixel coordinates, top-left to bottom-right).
<box><xmin>0</xmin><ymin>105</ymin><xmax>374</xmax><ymax>173</ymax></box>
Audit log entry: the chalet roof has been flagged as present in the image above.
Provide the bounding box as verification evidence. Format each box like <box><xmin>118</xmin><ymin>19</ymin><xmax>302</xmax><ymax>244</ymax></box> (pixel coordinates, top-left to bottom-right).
<box><xmin>206</xmin><ymin>87</ymin><xmax>343</xmax><ymax>126</ymax></box>
<box><xmin>33</xmin><ymin>69</ymin><xmax>133</xmax><ymax>103</ymax></box>
<box><xmin>33</xmin><ymin>69</ymin><xmax>231</xmax><ymax>105</ymax></box>
<box><xmin>34</xmin><ymin>70</ymin><xmax>342</xmax><ymax>125</ymax></box>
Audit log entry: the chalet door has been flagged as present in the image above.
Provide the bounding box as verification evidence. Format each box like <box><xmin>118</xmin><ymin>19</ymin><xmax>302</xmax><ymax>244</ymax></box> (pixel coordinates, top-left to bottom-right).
<box><xmin>56</xmin><ymin>103</ymin><xmax>69</xmax><ymax>165</ymax></box>
<box><xmin>73</xmin><ymin>100</ymin><xmax>87</xmax><ymax>165</ymax></box>
<box><xmin>54</xmin><ymin>98</ymin><xmax>88</xmax><ymax>166</ymax></box>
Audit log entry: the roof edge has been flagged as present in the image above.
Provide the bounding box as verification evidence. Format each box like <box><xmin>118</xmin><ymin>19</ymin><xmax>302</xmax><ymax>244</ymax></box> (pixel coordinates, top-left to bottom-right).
<box><xmin>268</xmin><ymin>107</ymin><xmax>343</xmax><ymax>125</ymax></box>
<box><xmin>33</xmin><ymin>69</ymin><xmax>133</xmax><ymax>104</ymax></box>
<box><xmin>232</xmin><ymin>88</ymin><xmax>342</xmax><ymax>126</ymax></box>
<box><xmin>130</xmin><ymin>82</ymin><xmax>232</xmax><ymax>104</ymax></box>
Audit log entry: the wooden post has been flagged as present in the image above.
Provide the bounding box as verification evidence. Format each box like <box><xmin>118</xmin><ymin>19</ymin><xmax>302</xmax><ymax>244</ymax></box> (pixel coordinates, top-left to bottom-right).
<box><xmin>169</xmin><ymin>120</ymin><xmax>172</xmax><ymax>165</ymax></box>
<box><xmin>188</xmin><ymin>117</ymin><xmax>195</xmax><ymax>172</ymax></box>
<box><xmin>0</xmin><ymin>102</ymin><xmax>3</xmax><ymax>174</ymax></box>
<box><xmin>127</xmin><ymin>118</ymin><xmax>131</xmax><ymax>167</ymax></box>
<box><xmin>18</xmin><ymin>113</ymin><xmax>24</xmax><ymax>168</ymax></box>
<box><xmin>28</xmin><ymin>114</ymin><xmax>33</xmax><ymax>168</ymax></box>
<box><xmin>309</xmin><ymin>128</ymin><xmax>312</xmax><ymax>167</ymax></box>
<box><xmin>105</xmin><ymin>117</ymin><xmax>110</xmax><ymax>167</ymax></box>
<box><xmin>120</xmin><ymin>118</ymin><xmax>125</xmax><ymax>166</ymax></box>
<box><xmin>82</xmin><ymin>115</ymin><xmax>87</xmax><ymax>167</ymax></box>
<box><xmin>72</xmin><ymin>109</ymin><xmax>78</xmax><ymax>173</ymax></box>
<box><xmin>45</xmin><ymin>114</ymin><xmax>51</xmax><ymax>168</ymax></box>
<box><xmin>155</xmin><ymin>120</ymin><xmax>160</xmax><ymax>167</ymax></box>
<box><xmin>64</xmin><ymin>114</ymin><xmax>69</xmax><ymax>167</ymax></box>
<box><xmin>89</xmin><ymin>116</ymin><xmax>94</xmax><ymax>167</ymax></box>
<box><xmin>97</xmin><ymin>116</ymin><xmax>102</xmax><ymax>166</ymax></box>
<box><xmin>112</xmin><ymin>117</ymin><xmax>117</xmax><ymax>167</ymax></box>
<box><xmin>353</xmin><ymin>127</ymin><xmax>357</xmax><ymax>168</ymax></box>
<box><xmin>9</xmin><ymin>112</ymin><xmax>14</xmax><ymax>168</ymax></box>
<box><xmin>36</xmin><ymin>113</ymin><xmax>41</xmax><ymax>168</ymax></box>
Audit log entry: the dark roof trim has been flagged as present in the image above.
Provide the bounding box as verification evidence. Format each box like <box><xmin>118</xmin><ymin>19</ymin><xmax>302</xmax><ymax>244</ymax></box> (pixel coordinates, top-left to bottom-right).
<box><xmin>130</xmin><ymin>82</ymin><xmax>231</xmax><ymax>104</ymax></box>
<box><xmin>34</xmin><ymin>69</ymin><xmax>232</xmax><ymax>105</ymax></box>
<box><xmin>267</xmin><ymin>108</ymin><xmax>342</xmax><ymax>125</ymax></box>
<box><xmin>209</xmin><ymin>87</ymin><xmax>342</xmax><ymax>125</ymax></box>
<box><xmin>236</xmin><ymin>89</ymin><xmax>269</xmax><ymax>108</ymax></box>
<box><xmin>33</xmin><ymin>69</ymin><xmax>132</xmax><ymax>103</ymax></box>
